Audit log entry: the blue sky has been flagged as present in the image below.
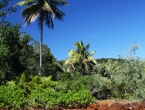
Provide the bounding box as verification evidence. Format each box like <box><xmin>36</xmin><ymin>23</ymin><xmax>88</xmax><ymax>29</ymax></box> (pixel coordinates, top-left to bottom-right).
<box><xmin>8</xmin><ymin>0</ymin><xmax>145</xmax><ymax>60</ymax></box>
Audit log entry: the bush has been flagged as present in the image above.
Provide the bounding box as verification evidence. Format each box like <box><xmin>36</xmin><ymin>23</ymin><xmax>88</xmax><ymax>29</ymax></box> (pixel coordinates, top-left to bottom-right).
<box><xmin>28</xmin><ymin>86</ymin><xmax>95</xmax><ymax>109</ymax></box>
<box><xmin>0</xmin><ymin>77</ymin><xmax>96</xmax><ymax>109</ymax></box>
<box><xmin>0</xmin><ymin>84</ymin><xmax>29</xmax><ymax>109</ymax></box>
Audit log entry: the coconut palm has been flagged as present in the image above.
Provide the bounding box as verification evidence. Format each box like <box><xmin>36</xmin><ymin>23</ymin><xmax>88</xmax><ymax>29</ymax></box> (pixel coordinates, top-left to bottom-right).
<box><xmin>64</xmin><ymin>41</ymin><xmax>97</xmax><ymax>72</ymax></box>
<box><xmin>14</xmin><ymin>0</ymin><xmax>68</xmax><ymax>76</ymax></box>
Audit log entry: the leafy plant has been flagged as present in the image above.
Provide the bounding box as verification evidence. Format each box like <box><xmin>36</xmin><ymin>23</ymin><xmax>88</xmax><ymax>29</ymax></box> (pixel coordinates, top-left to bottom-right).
<box><xmin>0</xmin><ymin>84</ymin><xmax>29</xmax><ymax>109</ymax></box>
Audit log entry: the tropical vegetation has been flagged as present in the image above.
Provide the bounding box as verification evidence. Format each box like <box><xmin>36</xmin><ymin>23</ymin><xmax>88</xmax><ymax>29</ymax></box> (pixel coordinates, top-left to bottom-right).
<box><xmin>0</xmin><ymin>0</ymin><xmax>145</xmax><ymax>109</ymax></box>
<box><xmin>64</xmin><ymin>40</ymin><xmax>97</xmax><ymax>74</ymax></box>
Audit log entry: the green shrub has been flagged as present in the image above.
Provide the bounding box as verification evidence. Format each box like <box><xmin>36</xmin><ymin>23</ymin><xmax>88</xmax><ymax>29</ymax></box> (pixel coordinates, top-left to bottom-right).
<box><xmin>28</xmin><ymin>85</ymin><xmax>95</xmax><ymax>109</ymax></box>
<box><xmin>0</xmin><ymin>84</ymin><xmax>28</xmax><ymax>109</ymax></box>
<box><xmin>0</xmin><ymin>77</ymin><xmax>96</xmax><ymax>109</ymax></box>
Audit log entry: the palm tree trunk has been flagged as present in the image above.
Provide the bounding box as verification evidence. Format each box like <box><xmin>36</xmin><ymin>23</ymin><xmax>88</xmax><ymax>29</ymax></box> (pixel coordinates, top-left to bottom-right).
<box><xmin>39</xmin><ymin>25</ymin><xmax>43</xmax><ymax>76</ymax></box>
<box><xmin>70</xmin><ymin>63</ymin><xmax>76</xmax><ymax>71</ymax></box>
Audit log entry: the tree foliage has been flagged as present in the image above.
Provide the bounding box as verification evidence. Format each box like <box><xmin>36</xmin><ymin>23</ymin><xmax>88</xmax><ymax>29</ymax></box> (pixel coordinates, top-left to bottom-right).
<box><xmin>0</xmin><ymin>22</ymin><xmax>32</xmax><ymax>82</ymax></box>
<box><xmin>0</xmin><ymin>0</ymin><xmax>16</xmax><ymax>22</ymax></box>
<box><xmin>26</xmin><ymin>40</ymin><xmax>63</xmax><ymax>80</ymax></box>
<box><xmin>64</xmin><ymin>40</ymin><xmax>97</xmax><ymax>74</ymax></box>
<box><xmin>0</xmin><ymin>20</ymin><xmax>62</xmax><ymax>83</ymax></box>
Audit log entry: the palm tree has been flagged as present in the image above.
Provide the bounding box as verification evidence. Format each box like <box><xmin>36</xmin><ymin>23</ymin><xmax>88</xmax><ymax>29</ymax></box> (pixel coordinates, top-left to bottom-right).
<box><xmin>64</xmin><ymin>41</ymin><xmax>97</xmax><ymax>72</ymax></box>
<box><xmin>14</xmin><ymin>0</ymin><xmax>68</xmax><ymax>76</ymax></box>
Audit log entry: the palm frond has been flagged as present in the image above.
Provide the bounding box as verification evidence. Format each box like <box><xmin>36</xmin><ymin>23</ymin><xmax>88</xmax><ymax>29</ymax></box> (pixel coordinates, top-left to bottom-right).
<box><xmin>88</xmin><ymin>50</ymin><xmax>96</xmax><ymax>56</ymax></box>
<box><xmin>86</xmin><ymin>43</ymin><xmax>90</xmax><ymax>50</ymax></box>
<box><xmin>50</xmin><ymin>0</ymin><xmax>68</xmax><ymax>6</ymax></box>
<box><xmin>21</xmin><ymin>4</ymin><xmax>40</xmax><ymax>25</ymax></box>
<box><xmin>50</xmin><ymin>4</ymin><xmax>65</xmax><ymax>20</ymax></box>
<box><xmin>80</xmin><ymin>41</ymin><xmax>85</xmax><ymax>54</ymax></box>
<box><xmin>64</xmin><ymin>58</ymin><xmax>71</xmax><ymax>65</ymax></box>
<box><xmin>15</xmin><ymin>0</ymin><xmax>67</xmax><ymax>27</ymax></box>
<box><xmin>14</xmin><ymin>0</ymin><xmax>35</xmax><ymax>7</ymax></box>
<box><xmin>64</xmin><ymin>57</ymin><xmax>79</xmax><ymax>65</ymax></box>
<box><xmin>68</xmin><ymin>50</ymin><xmax>77</xmax><ymax>57</ymax></box>
<box><xmin>88</xmin><ymin>56</ymin><xmax>97</xmax><ymax>64</ymax></box>
<box><xmin>80</xmin><ymin>40</ymin><xmax>84</xmax><ymax>47</ymax></box>
<box><xmin>74</xmin><ymin>42</ymin><xmax>81</xmax><ymax>51</ymax></box>
<box><xmin>44</xmin><ymin>11</ymin><xmax>54</xmax><ymax>28</ymax></box>
<box><xmin>42</xmin><ymin>1</ymin><xmax>55</xmax><ymax>18</ymax></box>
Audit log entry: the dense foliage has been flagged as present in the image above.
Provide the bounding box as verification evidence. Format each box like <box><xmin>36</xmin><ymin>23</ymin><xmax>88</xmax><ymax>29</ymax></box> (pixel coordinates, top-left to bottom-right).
<box><xmin>0</xmin><ymin>22</ymin><xmax>32</xmax><ymax>82</ymax></box>
<box><xmin>0</xmin><ymin>0</ymin><xmax>145</xmax><ymax>109</ymax></box>
<box><xmin>0</xmin><ymin>21</ymin><xmax>62</xmax><ymax>83</ymax></box>
<box><xmin>0</xmin><ymin>76</ymin><xmax>95</xmax><ymax>109</ymax></box>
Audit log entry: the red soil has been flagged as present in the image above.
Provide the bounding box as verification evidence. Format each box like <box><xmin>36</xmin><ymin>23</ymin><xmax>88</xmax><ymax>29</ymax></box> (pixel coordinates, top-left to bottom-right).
<box><xmin>86</xmin><ymin>99</ymin><xmax>145</xmax><ymax>110</ymax></box>
<box><xmin>61</xmin><ymin>99</ymin><xmax>145</xmax><ymax>110</ymax></box>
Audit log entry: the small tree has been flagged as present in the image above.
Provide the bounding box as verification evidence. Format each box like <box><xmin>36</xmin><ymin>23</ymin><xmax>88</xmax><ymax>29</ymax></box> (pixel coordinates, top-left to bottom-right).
<box><xmin>0</xmin><ymin>22</ymin><xmax>32</xmax><ymax>82</ymax></box>
<box><xmin>64</xmin><ymin>41</ymin><xmax>97</xmax><ymax>74</ymax></box>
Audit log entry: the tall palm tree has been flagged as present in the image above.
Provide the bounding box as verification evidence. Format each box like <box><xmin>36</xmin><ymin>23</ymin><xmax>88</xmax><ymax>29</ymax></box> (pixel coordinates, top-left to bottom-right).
<box><xmin>65</xmin><ymin>41</ymin><xmax>97</xmax><ymax>72</ymax></box>
<box><xmin>14</xmin><ymin>0</ymin><xmax>68</xmax><ymax>76</ymax></box>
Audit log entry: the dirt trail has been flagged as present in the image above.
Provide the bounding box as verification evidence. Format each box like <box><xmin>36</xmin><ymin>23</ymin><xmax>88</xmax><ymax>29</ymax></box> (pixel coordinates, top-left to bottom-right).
<box><xmin>86</xmin><ymin>99</ymin><xmax>145</xmax><ymax>110</ymax></box>
<box><xmin>61</xmin><ymin>99</ymin><xmax>145</xmax><ymax>110</ymax></box>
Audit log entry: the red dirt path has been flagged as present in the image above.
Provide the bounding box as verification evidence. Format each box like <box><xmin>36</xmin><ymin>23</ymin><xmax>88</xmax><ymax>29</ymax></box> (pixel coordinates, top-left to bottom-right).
<box><xmin>86</xmin><ymin>99</ymin><xmax>145</xmax><ymax>110</ymax></box>
<box><xmin>62</xmin><ymin>99</ymin><xmax>145</xmax><ymax>110</ymax></box>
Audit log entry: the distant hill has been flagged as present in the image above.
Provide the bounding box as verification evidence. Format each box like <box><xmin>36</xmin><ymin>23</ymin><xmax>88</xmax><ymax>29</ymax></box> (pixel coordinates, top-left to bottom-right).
<box><xmin>96</xmin><ymin>58</ymin><xmax>125</xmax><ymax>63</ymax></box>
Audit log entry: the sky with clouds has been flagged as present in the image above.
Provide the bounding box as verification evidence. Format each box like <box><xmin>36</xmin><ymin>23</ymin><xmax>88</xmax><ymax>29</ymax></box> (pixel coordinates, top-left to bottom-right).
<box><xmin>8</xmin><ymin>0</ymin><xmax>145</xmax><ymax>60</ymax></box>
